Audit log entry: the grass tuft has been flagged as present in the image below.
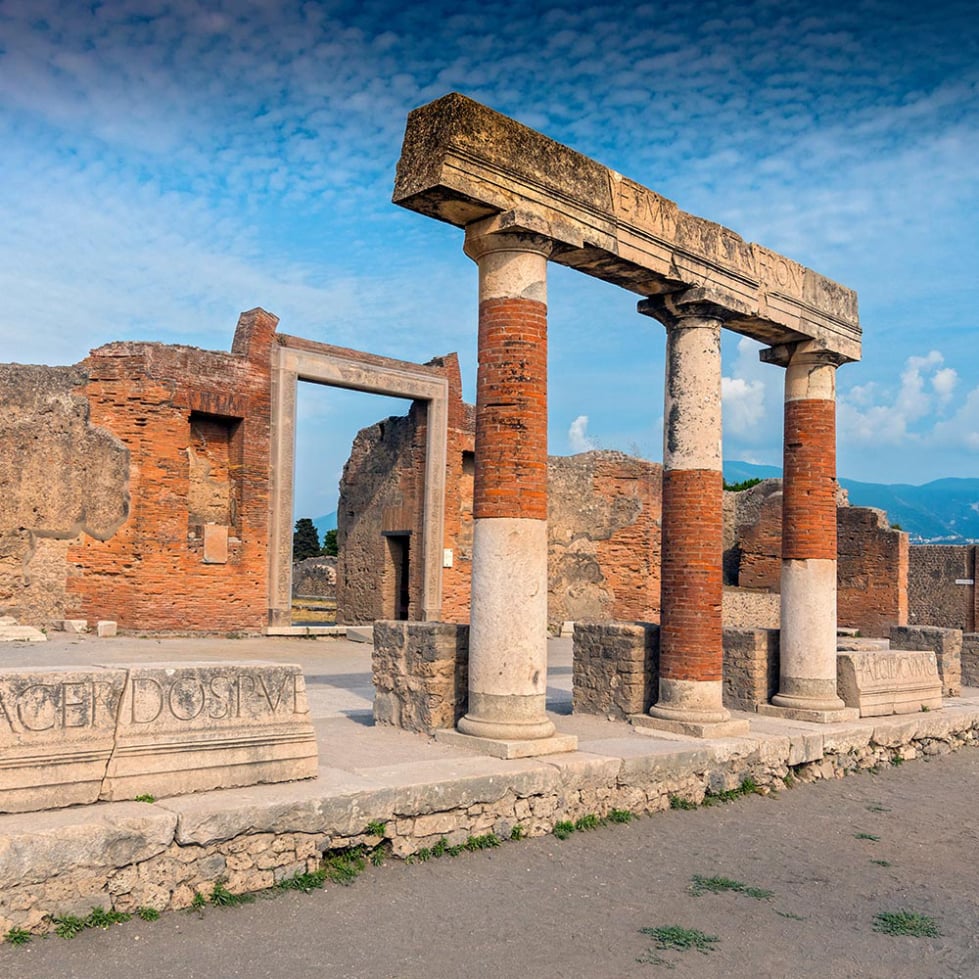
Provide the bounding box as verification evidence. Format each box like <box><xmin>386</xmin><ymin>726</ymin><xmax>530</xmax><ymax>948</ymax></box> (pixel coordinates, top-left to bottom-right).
<box><xmin>4</xmin><ymin>927</ymin><xmax>33</xmax><ymax>946</ymax></box>
<box><xmin>640</xmin><ymin>925</ymin><xmax>719</xmax><ymax>954</ymax></box>
<box><xmin>669</xmin><ymin>795</ymin><xmax>697</xmax><ymax>810</ymax></box>
<box><xmin>855</xmin><ymin>832</ymin><xmax>881</xmax><ymax>842</ymax></box>
<box><xmin>209</xmin><ymin>880</ymin><xmax>255</xmax><ymax>907</ymax></box>
<box><xmin>873</xmin><ymin>911</ymin><xmax>941</xmax><ymax>937</ymax></box>
<box><xmin>690</xmin><ymin>875</ymin><xmax>773</xmax><ymax>901</ymax></box>
<box><xmin>553</xmin><ymin>820</ymin><xmax>575</xmax><ymax>840</ymax></box>
<box><xmin>137</xmin><ymin>906</ymin><xmax>161</xmax><ymax>921</ymax></box>
<box><xmin>608</xmin><ymin>809</ymin><xmax>636</xmax><ymax>823</ymax></box>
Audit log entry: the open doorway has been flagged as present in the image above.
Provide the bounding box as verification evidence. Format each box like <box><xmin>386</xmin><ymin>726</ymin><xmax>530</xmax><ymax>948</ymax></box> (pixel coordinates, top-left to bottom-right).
<box><xmin>267</xmin><ymin>336</ymin><xmax>449</xmax><ymax>628</ymax></box>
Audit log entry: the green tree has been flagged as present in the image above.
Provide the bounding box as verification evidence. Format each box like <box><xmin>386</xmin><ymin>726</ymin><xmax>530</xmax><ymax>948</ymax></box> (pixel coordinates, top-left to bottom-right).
<box><xmin>321</xmin><ymin>528</ymin><xmax>338</xmax><ymax>557</ymax></box>
<box><xmin>293</xmin><ymin>517</ymin><xmax>320</xmax><ymax>562</ymax></box>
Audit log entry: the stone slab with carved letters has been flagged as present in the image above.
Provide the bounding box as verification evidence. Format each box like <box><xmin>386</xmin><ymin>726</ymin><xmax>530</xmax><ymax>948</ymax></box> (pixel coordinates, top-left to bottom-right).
<box><xmin>99</xmin><ymin>662</ymin><xmax>318</xmax><ymax>801</ymax></box>
<box><xmin>836</xmin><ymin>650</ymin><xmax>943</xmax><ymax>718</ymax></box>
<box><xmin>0</xmin><ymin>662</ymin><xmax>318</xmax><ymax>813</ymax></box>
<box><xmin>0</xmin><ymin>667</ymin><xmax>128</xmax><ymax>812</ymax></box>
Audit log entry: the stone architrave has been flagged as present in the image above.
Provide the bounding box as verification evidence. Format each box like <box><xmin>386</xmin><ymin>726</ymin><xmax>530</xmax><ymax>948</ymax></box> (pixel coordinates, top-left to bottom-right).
<box><xmin>99</xmin><ymin>662</ymin><xmax>317</xmax><ymax>801</ymax></box>
<box><xmin>836</xmin><ymin>650</ymin><xmax>943</xmax><ymax>717</ymax></box>
<box><xmin>0</xmin><ymin>668</ymin><xmax>127</xmax><ymax>813</ymax></box>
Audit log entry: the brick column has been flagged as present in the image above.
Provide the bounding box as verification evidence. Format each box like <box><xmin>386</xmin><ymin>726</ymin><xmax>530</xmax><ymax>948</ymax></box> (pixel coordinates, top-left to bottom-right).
<box><xmin>455</xmin><ymin>228</ymin><xmax>558</xmax><ymax>743</ymax></box>
<box><xmin>635</xmin><ymin>296</ymin><xmax>749</xmax><ymax>738</ymax></box>
<box><xmin>760</xmin><ymin>342</ymin><xmax>855</xmax><ymax>722</ymax></box>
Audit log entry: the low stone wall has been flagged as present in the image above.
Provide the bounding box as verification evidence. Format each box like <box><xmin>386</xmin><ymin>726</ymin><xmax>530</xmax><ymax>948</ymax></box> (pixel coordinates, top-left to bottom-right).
<box><xmin>372</xmin><ymin>621</ymin><xmax>469</xmax><ymax>733</ymax></box>
<box><xmin>572</xmin><ymin>621</ymin><xmax>658</xmax><ymax>719</ymax></box>
<box><xmin>5</xmin><ymin>704</ymin><xmax>979</xmax><ymax>939</ymax></box>
<box><xmin>573</xmin><ymin>622</ymin><xmax>778</xmax><ymax>715</ymax></box>
<box><xmin>962</xmin><ymin>634</ymin><xmax>979</xmax><ymax>687</ymax></box>
<box><xmin>889</xmin><ymin>625</ymin><xmax>962</xmax><ymax>696</ymax></box>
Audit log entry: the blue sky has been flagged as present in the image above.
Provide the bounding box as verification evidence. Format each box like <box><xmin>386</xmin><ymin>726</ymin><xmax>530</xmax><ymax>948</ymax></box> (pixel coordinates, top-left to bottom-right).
<box><xmin>1</xmin><ymin>0</ymin><xmax>976</xmax><ymax>519</ymax></box>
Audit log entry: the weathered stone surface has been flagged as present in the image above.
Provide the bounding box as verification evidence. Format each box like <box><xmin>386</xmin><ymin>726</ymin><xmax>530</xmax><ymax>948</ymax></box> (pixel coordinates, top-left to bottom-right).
<box><xmin>572</xmin><ymin>621</ymin><xmax>658</xmax><ymax>720</ymax></box>
<box><xmin>0</xmin><ymin>802</ymin><xmax>176</xmax><ymax>889</ymax></box>
<box><xmin>394</xmin><ymin>94</ymin><xmax>860</xmax><ymax>361</ymax></box>
<box><xmin>0</xmin><ymin>624</ymin><xmax>47</xmax><ymax>642</ymax></box>
<box><xmin>837</xmin><ymin>650</ymin><xmax>943</xmax><ymax>717</ymax></box>
<box><xmin>548</xmin><ymin>453</ymin><xmax>662</xmax><ymax>631</ymax></box>
<box><xmin>723</xmin><ymin>628</ymin><xmax>779</xmax><ymax>711</ymax></box>
<box><xmin>908</xmin><ymin>545</ymin><xmax>977</xmax><ymax>633</ymax></box>
<box><xmin>372</xmin><ymin>621</ymin><xmax>469</xmax><ymax>733</ymax></box>
<box><xmin>889</xmin><ymin>625</ymin><xmax>962</xmax><ymax>696</ymax></box>
<box><xmin>99</xmin><ymin>662</ymin><xmax>317</xmax><ymax>801</ymax></box>
<box><xmin>963</xmin><ymin>633</ymin><xmax>979</xmax><ymax>687</ymax></box>
<box><xmin>0</xmin><ymin>667</ymin><xmax>127</xmax><ymax>813</ymax></box>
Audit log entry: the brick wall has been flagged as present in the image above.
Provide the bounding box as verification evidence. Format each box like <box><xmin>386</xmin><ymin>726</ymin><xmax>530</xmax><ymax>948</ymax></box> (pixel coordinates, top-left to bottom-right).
<box><xmin>64</xmin><ymin>309</ymin><xmax>277</xmax><ymax>632</ymax></box>
<box><xmin>838</xmin><ymin>508</ymin><xmax>908</xmax><ymax>636</ymax></box>
<box><xmin>908</xmin><ymin>545</ymin><xmax>977</xmax><ymax>632</ymax></box>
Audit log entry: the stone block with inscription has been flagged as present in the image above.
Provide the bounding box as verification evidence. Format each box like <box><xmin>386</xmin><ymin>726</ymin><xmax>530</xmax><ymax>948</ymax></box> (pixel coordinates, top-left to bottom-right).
<box><xmin>889</xmin><ymin>625</ymin><xmax>962</xmax><ymax>696</ymax></box>
<box><xmin>836</xmin><ymin>651</ymin><xmax>943</xmax><ymax>717</ymax></box>
<box><xmin>99</xmin><ymin>662</ymin><xmax>317</xmax><ymax>801</ymax></box>
<box><xmin>0</xmin><ymin>668</ymin><xmax>127</xmax><ymax>813</ymax></box>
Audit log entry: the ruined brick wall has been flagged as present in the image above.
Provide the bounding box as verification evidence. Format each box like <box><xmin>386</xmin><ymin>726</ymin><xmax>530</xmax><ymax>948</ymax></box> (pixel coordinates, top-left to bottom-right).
<box><xmin>838</xmin><ymin>508</ymin><xmax>908</xmax><ymax>636</ymax></box>
<box><xmin>336</xmin><ymin>354</ymin><xmax>473</xmax><ymax>626</ymax></box>
<box><xmin>734</xmin><ymin>485</ymin><xmax>783</xmax><ymax>590</ymax></box>
<box><xmin>64</xmin><ymin>309</ymin><xmax>276</xmax><ymax>632</ymax></box>
<box><xmin>336</xmin><ymin>412</ymin><xmax>422</xmax><ymax>624</ymax></box>
<box><xmin>908</xmin><ymin>545</ymin><xmax>977</xmax><ymax>632</ymax></box>
<box><xmin>0</xmin><ymin>365</ymin><xmax>130</xmax><ymax>624</ymax></box>
<box><xmin>548</xmin><ymin>452</ymin><xmax>661</xmax><ymax>631</ymax></box>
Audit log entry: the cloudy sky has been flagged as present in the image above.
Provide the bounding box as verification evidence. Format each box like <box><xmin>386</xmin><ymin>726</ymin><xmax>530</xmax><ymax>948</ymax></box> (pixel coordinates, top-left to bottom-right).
<box><xmin>1</xmin><ymin>0</ymin><xmax>976</xmax><ymax>519</ymax></box>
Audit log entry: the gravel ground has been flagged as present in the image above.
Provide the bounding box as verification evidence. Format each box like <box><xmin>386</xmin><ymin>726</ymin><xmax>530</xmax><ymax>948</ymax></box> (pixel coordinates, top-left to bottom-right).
<box><xmin>3</xmin><ymin>745</ymin><xmax>977</xmax><ymax>979</ymax></box>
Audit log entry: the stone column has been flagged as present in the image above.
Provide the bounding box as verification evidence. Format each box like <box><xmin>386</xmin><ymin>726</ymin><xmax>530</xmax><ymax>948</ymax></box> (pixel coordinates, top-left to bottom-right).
<box><xmin>760</xmin><ymin>342</ymin><xmax>855</xmax><ymax>721</ymax></box>
<box><xmin>635</xmin><ymin>296</ymin><xmax>748</xmax><ymax>738</ymax></box>
<box><xmin>452</xmin><ymin>227</ymin><xmax>562</xmax><ymax>746</ymax></box>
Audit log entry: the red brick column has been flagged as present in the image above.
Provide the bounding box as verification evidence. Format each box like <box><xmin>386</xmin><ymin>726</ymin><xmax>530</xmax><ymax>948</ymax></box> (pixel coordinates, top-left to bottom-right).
<box><xmin>761</xmin><ymin>342</ymin><xmax>853</xmax><ymax>721</ymax></box>
<box><xmin>636</xmin><ymin>296</ymin><xmax>748</xmax><ymax>738</ymax></box>
<box><xmin>455</xmin><ymin>228</ymin><xmax>558</xmax><ymax>742</ymax></box>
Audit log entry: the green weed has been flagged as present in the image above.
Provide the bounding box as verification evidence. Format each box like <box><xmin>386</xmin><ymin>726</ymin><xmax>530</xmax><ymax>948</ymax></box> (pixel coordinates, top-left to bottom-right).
<box><xmin>365</xmin><ymin>820</ymin><xmax>386</xmax><ymax>836</ymax></box>
<box><xmin>866</xmin><ymin>803</ymin><xmax>891</xmax><ymax>813</ymax></box>
<box><xmin>137</xmin><ymin>907</ymin><xmax>161</xmax><ymax>921</ymax></box>
<box><xmin>553</xmin><ymin>820</ymin><xmax>575</xmax><ymax>840</ymax></box>
<box><xmin>640</xmin><ymin>925</ymin><xmax>719</xmax><ymax>955</ymax></box>
<box><xmin>52</xmin><ymin>914</ymin><xmax>87</xmax><ymax>939</ymax></box>
<box><xmin>85</xmin><ymin>906</ymin><xmax>131</xmax><ymax>928</ymax></box>
<box><xmin>510</xmin><ymin>824</ymin><xmax>526</xmax><ymax>840</ymax></box>
<box><xmin>608</xmin><ymin>809</ymin><xmax>636</xmax><ymax>823</ymax></box>
<box><xmin>3</xmin><ymin>927</ymin><xmax>32</xmax><ymax>946</ymax></box>
<box><xmin>702</xmin><ymin>777</ymin><xmax>759</xmax><ymax>806</ymax></box>
<box><xmin>690</xmin><ymin>875</ymin><xmax>773</xmax><ymax>901</ymax></box>
<box><xmin>873</xmin><ymin>911</ymin><xmax>941</xmax><ymax>937</ymax></box>
<box><xmin>322</xmin><ymin>847</ymin><xmax>367</xmax><ymax>885</ymax></box>
<box><xmin>669</xmin><ymin>795</ymin><xmax>697</xmax><ymax>810</ymax></box>
<box><xmin>871</xmin><ymin>859</ymin><xmax>892</xmax><ymax>867</ymax></box>
<box><xmin>209</xmin><ymin>880</ymin><xmax>254</xmax><ymax>907</ymax></box>
<box><xmin>574</xmin><ymin>814</ymin><xmax>601</xmax><ymax>831</ymax></box>
<box><xmin>855</xmin><ymin>833</ymin><xmax>881</xmax><ymax>842</ymax></box>
<box><xmin>134</xmin><ymin>793</ymin><xmax>156</xmax><ymax>803</ymax></box>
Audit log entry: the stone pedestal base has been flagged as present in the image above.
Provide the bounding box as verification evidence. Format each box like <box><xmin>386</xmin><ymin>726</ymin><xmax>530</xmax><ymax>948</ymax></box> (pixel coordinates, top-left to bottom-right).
<box><xmin>756</xmin><ymin>703</ymin><xmax>858</xmax><ymax>723</ymax></box>
<box><xmin>435</xmin><ymin>729</ymin><xmax>578</xmax><ymax>759</ymax></box>
<box><xmin>630</xmin><ymin>713</ymin><xmax>750</xmax><ymax>739</ymax></box>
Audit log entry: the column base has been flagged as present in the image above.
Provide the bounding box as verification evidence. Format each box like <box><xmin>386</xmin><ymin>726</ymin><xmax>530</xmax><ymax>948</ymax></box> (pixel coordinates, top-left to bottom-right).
<box><xmin>435</xmin><ymin>728</ymin><xmax>578</xmax><ymax>759</ymax></box>
<box><xmin>631</xmin><ymin>713</ymin><xmax>750</xmax><ymax>739</ymax></box>
<box><xmin>757</xmin><ymin>703</ymin><xmax>858</xmax><ymax>724</ymax></box>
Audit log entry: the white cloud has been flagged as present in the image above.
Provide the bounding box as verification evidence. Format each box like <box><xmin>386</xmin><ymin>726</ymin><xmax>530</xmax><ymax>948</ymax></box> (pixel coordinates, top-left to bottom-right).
<box><xmin>722</xmin><ymin>376</ymin><xmax>766</xmax><ymax>434</ymax></box>
<box><xmin>568</xmin><ymin>415</ymin><xmax>599</xmax><ymax>453</ymax></box>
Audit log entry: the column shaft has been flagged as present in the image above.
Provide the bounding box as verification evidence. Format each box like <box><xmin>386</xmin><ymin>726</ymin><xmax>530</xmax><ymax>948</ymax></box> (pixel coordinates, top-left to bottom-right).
<box><xmin>457</xmin><ymin>231</ymin><xmax>555</xmax><ymax>741</ymax></box>
<box><xmin>649</xmin><ymin>315</ymin><xmax>731</xmax><ymax>727</ymax></box>
<box><xmin>771</xmin><ymin>351</ymin><xmax>847</xmax><ymax>714</ymax></box>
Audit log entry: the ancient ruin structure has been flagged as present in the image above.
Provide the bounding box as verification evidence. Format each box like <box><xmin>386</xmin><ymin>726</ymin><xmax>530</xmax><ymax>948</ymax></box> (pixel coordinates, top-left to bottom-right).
<box><xmin>393</xmin><ymin>93</ymin><xmax>861</xmax><ymax>740</ymax></box>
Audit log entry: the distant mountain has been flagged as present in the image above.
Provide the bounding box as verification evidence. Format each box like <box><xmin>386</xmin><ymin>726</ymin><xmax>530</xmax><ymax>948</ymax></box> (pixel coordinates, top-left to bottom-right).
<box><xmin>312</xmin><ymin>511</ymin><xmax>338</xmax><ymax>538</ymax></box>
<box><xmin>723</xmin><ymin>461</ymin><xmax>979</xmax><ymax>544</ymax></box>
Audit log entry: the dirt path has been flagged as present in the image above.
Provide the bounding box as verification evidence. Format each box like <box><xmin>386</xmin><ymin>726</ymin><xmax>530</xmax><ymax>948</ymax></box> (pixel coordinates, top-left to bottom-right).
<box><xmin>3</xmin><ymin>747</ymin><xmax>977</xmax><ymax>979</ymax></box>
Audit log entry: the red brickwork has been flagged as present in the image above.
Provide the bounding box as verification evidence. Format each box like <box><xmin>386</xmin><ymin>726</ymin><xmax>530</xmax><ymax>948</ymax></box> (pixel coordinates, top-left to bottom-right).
<box><xmin>65</xmin><ymin>311</ymin><xmax>276</xmax><ymax>632</ymax></box>
<box><xmin>838</xmin><ymin>508</ymin><xmax>908</xmax><ymax>636</ymax></box>
<box><xmin>783</xmin><ymin>398</ymin><xmax>837</xmax><ymax>561</ymax></box>
<box><xmin>474</xmin><ymin>298</ymin><xmax>547</xmax><ymax>520</ymax></box>
<box><xmin>660</xmin><ymin>468</ymin><xmax>723</xmax><ymax>682</ymax></box>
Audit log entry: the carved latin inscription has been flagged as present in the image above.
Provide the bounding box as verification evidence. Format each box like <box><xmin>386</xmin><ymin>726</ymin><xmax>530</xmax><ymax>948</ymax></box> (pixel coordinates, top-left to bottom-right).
<box><xmin>0</xmin><ymin>663</ymin><xmax>318</xmax><ymax>813</ymax></box>
<box><xmin>610</xmin><ymin>174</ymin><xmax>678</xmax><ymax>240</ymax></box>
<box><xmin>837</xmin><ymin>650</ymin><xmax>943</xmax><ymax>717</ymax></box>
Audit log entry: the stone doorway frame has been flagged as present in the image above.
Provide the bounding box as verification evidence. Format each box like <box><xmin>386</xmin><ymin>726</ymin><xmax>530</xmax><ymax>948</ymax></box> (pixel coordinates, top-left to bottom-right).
<box><xmin>267</xmin><ymin>334</ymin><xmax>449</xmax><ymax>626</ymax></box>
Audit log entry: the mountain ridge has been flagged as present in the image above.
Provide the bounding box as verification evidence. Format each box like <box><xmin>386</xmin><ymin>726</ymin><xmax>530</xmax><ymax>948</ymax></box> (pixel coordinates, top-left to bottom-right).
<box><xmin>724</xmin><ymin>461</ymin><xmax>979</xmax><ymax>544</ymax></box>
